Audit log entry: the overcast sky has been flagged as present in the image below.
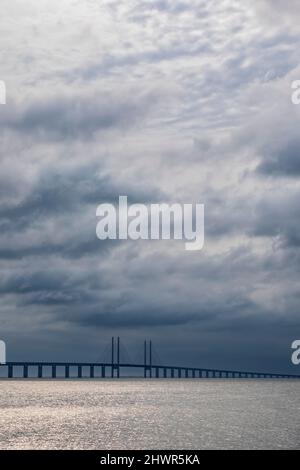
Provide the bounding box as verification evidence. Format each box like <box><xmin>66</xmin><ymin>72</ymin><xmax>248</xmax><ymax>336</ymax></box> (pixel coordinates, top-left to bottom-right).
<box><xmin>0</xmin><ymin>0</ymin><xmax>300</xmax><ymax>373</ymax></box>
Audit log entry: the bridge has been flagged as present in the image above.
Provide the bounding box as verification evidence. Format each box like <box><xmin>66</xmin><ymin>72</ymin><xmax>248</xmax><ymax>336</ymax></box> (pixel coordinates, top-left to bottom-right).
<box><xmin>1</xmin><ymin>337</ymin><xmax>299</xmax><ymax>379</ymax></box>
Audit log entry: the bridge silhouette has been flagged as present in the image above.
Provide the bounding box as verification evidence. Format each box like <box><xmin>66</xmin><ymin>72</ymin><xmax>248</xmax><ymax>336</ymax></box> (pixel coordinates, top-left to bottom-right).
<box><xmin>1</xmin><ymin>337</ymin><xmax>300</xmax><ymax>379</ymax></box>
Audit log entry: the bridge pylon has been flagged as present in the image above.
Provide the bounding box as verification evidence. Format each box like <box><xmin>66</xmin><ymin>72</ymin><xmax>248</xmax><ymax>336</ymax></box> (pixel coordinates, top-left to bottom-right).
<box><xmin>144</xmin><ymin>339</ymin><xmax>152</xmax><ymax>378</ymax></box>
<box><xmin>111</xmin><ymin>336</ymin><xmax>120</xmax><ymax>378</ymax></box>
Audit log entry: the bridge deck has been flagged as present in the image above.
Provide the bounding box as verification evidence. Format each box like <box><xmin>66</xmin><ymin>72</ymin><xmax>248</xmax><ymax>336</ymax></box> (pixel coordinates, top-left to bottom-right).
<box><xmin>1</xmin><ymin>362</ymin><xmax>299</xmax><ymax>379</ymax></box>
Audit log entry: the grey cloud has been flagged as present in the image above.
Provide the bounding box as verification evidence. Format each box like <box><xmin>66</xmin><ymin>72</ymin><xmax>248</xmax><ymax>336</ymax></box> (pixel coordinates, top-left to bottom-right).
<box><xmin>0</xmin><ymin>155</ymin><xmax>167</xmax><ymax>266</ymax></box>
<box><xmin>0</xmin><ymin>88</ymin><xmax>158</xmax><ymax>140</ymax></box>
<box><xmin>253</xmin><ymin>0</ymin><xmax>300</xmax><ymax>28</ymax></box>
<box><xmin>250</xmin><ymin>191</ymin><xmax>300</xmax><ymax>248</ymax></box>
<box><xmin>257</xmin><ymin>138</ymin><xmax>300</xmax><ymax>177</ymax></box>
<box><xmin>1</xmin><ymin>0</ymin><xmax>300</xmax><ymax>372</ymax></box>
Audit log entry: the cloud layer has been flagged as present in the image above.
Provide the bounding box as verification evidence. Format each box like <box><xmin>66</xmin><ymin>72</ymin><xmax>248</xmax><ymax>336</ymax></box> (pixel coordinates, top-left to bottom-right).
<box><xmin>0</xmin><ymin>0</ymin><xmax>299</xmax><ymax>372</ymax></box>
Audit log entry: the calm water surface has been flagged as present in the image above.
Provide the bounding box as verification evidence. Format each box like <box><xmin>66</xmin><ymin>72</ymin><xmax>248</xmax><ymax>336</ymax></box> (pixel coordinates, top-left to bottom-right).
<box><xmin>0</xmin><ymin>379</ymin><xmax>299</xmax><ymax>449</ymax></box>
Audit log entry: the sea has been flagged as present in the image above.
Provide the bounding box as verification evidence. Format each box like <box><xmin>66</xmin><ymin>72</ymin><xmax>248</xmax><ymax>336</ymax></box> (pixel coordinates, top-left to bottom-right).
<box><xmin>0</xmin><ymin>379</ymin><xmax>299</xmax><ymax>450</ymax></box>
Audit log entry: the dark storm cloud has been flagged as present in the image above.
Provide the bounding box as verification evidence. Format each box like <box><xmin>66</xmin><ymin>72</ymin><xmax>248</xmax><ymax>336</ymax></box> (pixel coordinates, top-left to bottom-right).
<box><xmin>0</xmin><ymin>165</ymin><xmax>120</xmax><ymax>222</ymax></box>
<box><xmin>0</xmin><ymin>88</ymin><xmax>158</xmax><ymax>140</ymax></box>
<box><xmin>0</xmin><ymin>270</ymin><xmax>93</xmax><ymax>305</ymax></box>
<box><xmin>73</xmin><ymin>292</ymin><xmax>261</xmax><ymax>330</ymax></box>
<box><xmin>0</xmin><ymin>271</ymin><xmax>66</xmax><ymax>294</ymax></box>
<box><xmin>0</xmin><ymin>163</ymin><xmax>163</xmax><ymax>219</ymax></box>
<box><xmin>0</xmin><ymin>236</ymin><xmax>116</xmax><ymax>260</ymax></box>
<box><xmin>250</xmin><ymin>191</ymin><xmax>300</xmax><ymax>248</ymax></box>
<box><xmin>77</xmin><ymin>309</ymin><xmax>199</xmax><ymax>329</ymax></box>
<box><xmin>257</xmin><ymin>138</ymin><xmax>300</xmax><ymax>176</ymax></box>
<box><xmin>0</xmin><ymin>162</ymin><xmax>164</xmax><ymax>261</ymax></box>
